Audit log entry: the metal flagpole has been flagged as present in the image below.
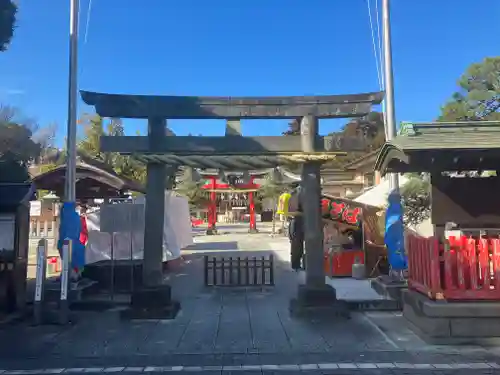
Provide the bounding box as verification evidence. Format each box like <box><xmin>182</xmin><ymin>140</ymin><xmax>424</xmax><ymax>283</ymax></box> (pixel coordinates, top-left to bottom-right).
<box><xmin>382</xmin><ymin>0</ymin><xmax>406</xmax><ymax>280</ymax></box>
<box><xmin>381</xmin><ymin>0</ymin><xmax>399</xmax><ymax>193</ymax></box>
<box><xmin>59</xmin><ymin>0</ymin><xmax>79</xmax><ymax>325</ymax></box>
<box><xmin>65</xmin><ymin>0</ymin><xmax>79</xmax><ymax>203</ymax></box>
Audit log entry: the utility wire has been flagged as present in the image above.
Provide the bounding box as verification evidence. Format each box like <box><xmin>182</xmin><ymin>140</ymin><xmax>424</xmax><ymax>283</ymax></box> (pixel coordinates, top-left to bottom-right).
<box><xmin>84</xmin><ymin>0</ymin><xmax>93</xmax><ymax>44</ymax></box>
<box><xmin>366</xmin><ymin>0</ymin><xmax>383</xmax><ymax>91</ymax></box>
<box><xmin>374</xmin><ymin>0</ymin><xmax>385</xmax><ymax>89</ymax></box>
<box><xmin>366</xmin><ymin>0</ymin><xmax>389</xmax><ymax>138</ymax></box>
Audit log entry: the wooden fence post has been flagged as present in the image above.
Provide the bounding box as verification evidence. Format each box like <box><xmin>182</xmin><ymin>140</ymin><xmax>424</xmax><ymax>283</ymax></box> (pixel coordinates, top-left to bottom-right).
<box><xmin>245</xmin><ymin>258</ymin><xmax>250</xmax><ymax>285</ymax></box>
<box><xmin>221</xmin><ymin>256</ymin><xmax>225</xmax><ymax>285</ymax></box>
<box><xmin>229</xmin><ymin>257</ymin><xmax>234</xmax><ymax>285</ymax></box>
<box><xmin>204</xmin><ymin>256</ymin><xmax>208</xmax><ymax>286</ymax></box>
<box><xmin>237</xmin><ymin>257</ymin><xmax>242</xmax><ymax>285</ymax></box>
<box><xmin>252</xmin><ymin>257</ymin><xmax>257</xmax><ymax>285</ymax></box>
<box><xmin>211</xmin><ymin>257</ymin><xmax>216</xmax><ymax>286</ymax></box>
<box><xmin>429</xmin><ymin>236</ymin><xmax>441</xmax><ymax>298</ymax></box>
<box><xmin>269</xmin><ymin>254</ymin><xmax>275</xmax><ymax>285</ymax></box>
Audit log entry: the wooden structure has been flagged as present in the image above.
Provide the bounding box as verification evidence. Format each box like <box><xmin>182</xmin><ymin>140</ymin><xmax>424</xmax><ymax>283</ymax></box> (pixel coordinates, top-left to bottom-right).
<box><xmin>82</xmin><ymin>89</ymin><xmax>383</xmax><ymax>318</ymax></box>
<box><xmin>320</xmin><ymin>194</ymin><xmax>385</xmax><ymax>277</ymax></box>
<box><xmin>198</xmin><ymin>170</ymin><xmax>264</xmax><ymax>234</ymax></box>
<box><xmin>0</xmin><ymin>183</ymin><xmax>35</xmax><ymax>314</ymax></box>
<box><xmin>280</xmin><ymin>189</ymin><xmax>387</xmax><ymax>277</ymax></box>
<box><xmin>375</xmin><ymin>121</ymin><xmax>500</xmax><ymax>343</ymax></box>
<box><xmin>342</xmin><ymin>149</ymin><xmax>382</xmax><ymax>192</ymax></box>
<box><xmin>204</xmin><ymin>255</ymin><xmax>275</xmax><ymax>287</ymax></box>
<box><xmin>408</xmin><ymin>235</ymin><xmax>500</xmax><ymax>301</ymax></box>
<box><xmin>32</xmin><ymin>155</ymin><xmax>144</xmax><ymax>199</ymax></box>
<box><xmin>198</xmin><ymin>167</ymin><xmax>300</xmax><ymax>233</ymax></box>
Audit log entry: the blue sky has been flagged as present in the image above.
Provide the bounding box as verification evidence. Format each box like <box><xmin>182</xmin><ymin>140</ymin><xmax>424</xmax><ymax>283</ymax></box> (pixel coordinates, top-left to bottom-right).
<box><xmin>1</xmin><ymin>0</ymin><xmax>499</xmax><ymax>143</ymax></box>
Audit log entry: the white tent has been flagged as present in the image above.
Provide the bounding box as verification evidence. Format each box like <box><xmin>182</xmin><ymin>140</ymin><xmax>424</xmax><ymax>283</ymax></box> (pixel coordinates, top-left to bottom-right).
<box><xmin>354</xmin><ymin>175</ymin><xmax>433</xmax><ymax>237</ymax></box>
<box><xmin>354</xmin><ymin>175</ymin><xmax>409</xmax><ymax>208</ymax></box>
<box><xmin>85</xmin><ymin>191</ymin><xmax>193</xmax><ymax>264</ymax></box>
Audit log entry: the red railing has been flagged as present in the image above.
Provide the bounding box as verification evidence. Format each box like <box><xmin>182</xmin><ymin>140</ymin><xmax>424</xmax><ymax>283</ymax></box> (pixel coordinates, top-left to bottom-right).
<box><xmin>407</xmin><ymin>234</ymin><xmax>500</xmax><ymax>300</ymax></box>
<box><xmin>190</xmin><ymin>217</ymin><xmax>205</xmax><ymax>227</ymax></box>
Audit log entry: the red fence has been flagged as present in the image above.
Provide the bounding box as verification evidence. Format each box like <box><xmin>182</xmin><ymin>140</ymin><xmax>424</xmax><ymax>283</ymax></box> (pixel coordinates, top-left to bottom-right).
<box><xmin>191</xmin><ymin>217</ymin><xmax>205</xmax><ymax>227</ymax></box>
<box><xmin>407</xmin><ymin>235</ymin><xmax>500</xmax><ymax>300</ymax></box>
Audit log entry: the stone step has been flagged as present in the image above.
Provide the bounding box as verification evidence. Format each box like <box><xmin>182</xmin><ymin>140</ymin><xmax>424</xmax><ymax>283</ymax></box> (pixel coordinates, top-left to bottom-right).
<box><xmin>370</xmin><ymin>276</ymin><xmax>407</xmax><ymax>303</ymax></box>
<box><xmin>44</xmin><ymin>278</ymin><xmax>99</xmax><ymax>302</ymax></box>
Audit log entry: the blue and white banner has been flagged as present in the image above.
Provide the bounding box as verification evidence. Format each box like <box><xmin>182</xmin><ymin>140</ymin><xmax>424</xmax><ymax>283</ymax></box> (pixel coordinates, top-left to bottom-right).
<box><xmin>384</xmin><ymin>191</ymin><xmax>407</xmax><ymax>271</ymax></box>
<box><xmin>58</xmin><ymin>202</ymin><xmax>85</xmax><ymax>270</ymax></box>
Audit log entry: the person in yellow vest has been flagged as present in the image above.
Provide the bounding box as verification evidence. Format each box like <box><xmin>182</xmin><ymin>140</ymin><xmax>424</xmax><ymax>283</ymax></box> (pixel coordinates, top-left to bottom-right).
<box><xmin>278</xmin><ymin>189</ymin><xmax>305</xmax><ymax>271</ymax></box>
<box><xmin>276</xmin><ymin>192</ymin><xmax>291</xmax><ymax>217</ymax></box>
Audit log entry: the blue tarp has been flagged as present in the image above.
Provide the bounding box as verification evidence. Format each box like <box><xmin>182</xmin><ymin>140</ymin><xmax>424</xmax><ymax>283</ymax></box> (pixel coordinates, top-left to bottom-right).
<box><xmin>384</xmin><ymin>191</ymin><xmax>408</xmax><ymax>271</ymax></box>
<box><xmin>57</xmin><ymin>202</ymin><xmax>85</xmax><ymax>270</ymax></box>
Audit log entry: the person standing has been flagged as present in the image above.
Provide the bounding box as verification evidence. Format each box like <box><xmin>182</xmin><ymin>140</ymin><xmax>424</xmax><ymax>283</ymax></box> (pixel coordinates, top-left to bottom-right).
<box><xmin>289</xmin><ymin>213</ymin><xmax>305</xmax><ymax>271</ymax></box>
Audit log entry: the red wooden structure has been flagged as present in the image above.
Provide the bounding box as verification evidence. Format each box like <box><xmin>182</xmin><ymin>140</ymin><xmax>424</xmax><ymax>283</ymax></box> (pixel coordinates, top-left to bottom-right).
<box><xmin>202</xmin><ymin>175</ymin><xmax>260</xmax><ymax>232</ymax></box>
<box><xmin>191</xmin><ymin>217</ymin><xmax>204</xmax><ymax>227</ymax></box>
<box><xmin>407</xmin><ymin>234</ymin><xmax>500</xmax><ymax>300</ymax></box>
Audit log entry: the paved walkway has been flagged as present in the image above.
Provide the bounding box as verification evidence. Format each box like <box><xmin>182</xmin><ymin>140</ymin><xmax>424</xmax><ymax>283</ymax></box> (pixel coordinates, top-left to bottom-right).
<box><xmin>2</xmin><ymin>225</ymin><xmax>500</xmax><ymax>373</ymax></box>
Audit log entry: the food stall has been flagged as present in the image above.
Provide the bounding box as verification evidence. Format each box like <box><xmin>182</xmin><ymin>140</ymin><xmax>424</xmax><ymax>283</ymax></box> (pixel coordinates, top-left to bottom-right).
<box><xmin>321</xmin><ymin>194</ymin><xmax>387</xmax><ymax>277</ymax></box>
<box><xmin>278</xmin><ymin>190</ymin><xmax>387</xmax><ymax>277</ymax></box>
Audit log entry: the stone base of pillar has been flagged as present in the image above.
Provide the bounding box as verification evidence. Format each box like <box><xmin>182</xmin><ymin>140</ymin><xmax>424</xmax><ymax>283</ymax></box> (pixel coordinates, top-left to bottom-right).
<box><xmin>206</xmin><ymin>228</ymin><xmax>218</xmax><ymax>235</ymax></box>
<box><xmin>289</xmin><ymin>284</ymin><xmax>349</xmax><ymax>318</ymax></box>
<box><xmin>120</xmin><ymin>285</ymin><xmax>180</xmax><ymax>320</ymax></box>
<box><xmin>248</xmin><ymin>228</ymin><xmax>259</xmax><ymax>234</ymax></box>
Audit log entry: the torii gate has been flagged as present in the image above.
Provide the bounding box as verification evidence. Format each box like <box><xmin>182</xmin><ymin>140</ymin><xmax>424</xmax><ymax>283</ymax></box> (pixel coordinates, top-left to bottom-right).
<box><xmin>81</xmin><ymin>90</ymin><xmax>383</xmax><ymax>318</ymax></box>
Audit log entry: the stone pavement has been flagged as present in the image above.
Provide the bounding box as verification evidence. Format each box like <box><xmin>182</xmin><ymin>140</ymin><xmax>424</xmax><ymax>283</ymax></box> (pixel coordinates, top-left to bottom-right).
<box><xmin>2</xmin><ymin>224</ymin><xmax>500</xmax><ymax>373</ymax></box>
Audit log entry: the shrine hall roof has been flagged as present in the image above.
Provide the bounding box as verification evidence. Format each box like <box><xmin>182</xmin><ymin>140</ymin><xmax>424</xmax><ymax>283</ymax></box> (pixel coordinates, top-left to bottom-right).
<box><xmin>375</xmin><ymin>121</ymin><xmax>500</xmax><ymax>175</ymax></box>
<box><xmin>33</xmin><ymin>156</ymin><xmax>145</xmax><ymax>199</ymax></box>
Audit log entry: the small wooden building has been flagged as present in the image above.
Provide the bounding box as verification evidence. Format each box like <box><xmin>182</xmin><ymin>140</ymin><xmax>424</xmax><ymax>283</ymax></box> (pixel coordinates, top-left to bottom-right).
<box><xmin>375</xmin><ymin>121</ymin><xmax>500</xmax><ymax>343</ymax></box>
<box><xmin>32</xmin><ymin>156</ymin><xmax>145</xmax><ymax>200</ymax></box>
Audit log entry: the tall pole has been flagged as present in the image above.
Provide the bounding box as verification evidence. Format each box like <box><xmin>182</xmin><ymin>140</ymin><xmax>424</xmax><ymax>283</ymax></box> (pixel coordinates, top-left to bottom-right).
<box><xmin>381</xmin><ymin>0</ymin><xmax>399</xmax><ymax>193</ymax></box>
<box><xmin>65</xmin><ymin>0</ymin><xmax>79</xmax><ymax>202</ymax></box>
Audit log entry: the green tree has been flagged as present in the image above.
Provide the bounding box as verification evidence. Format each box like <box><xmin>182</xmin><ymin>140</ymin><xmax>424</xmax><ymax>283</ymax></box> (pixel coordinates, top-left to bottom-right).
<box><xmin>439</xmin><ymin>57</ymin><xmax>500</xmax><ymax>121</ymax></box>
<box><xmin>78</xmin><ymin>114</ymin><xmax>105</xmax><ymax>160</ymax></box>
<box><xmin>341</xmin><ymin>111</ymin><xmax>385</xmax><ymax>151</ymax></box>
<box><xmin>400</xmin><ymin>174</ymin><xmax>431</xmax><ymax>227</ymax></box>
<box><xmin>0</xmin><ymin>105</ymin><xmax>41</xmax><ymax>182</ymax></box>
<box><xmin>282</xmin><ymin>118</ymin><xmax>301</xmax><ymax>135</ymax></box>
<box><xmin>175</xmin><ymin>168</ymin><xmax>208</xmax><ymax>209</ymax></box>
<box><xmin>257</xmin><ymin>176</ymin><xmax>285</xmax><ymax>234</ymax></box>
<box><xmin>321</xmin><ymin>111</ymin><xmax>386</xmax><ymax>169</ymax></box>
<box><xmin>0</xmin><ymin>0</ymin><xmax>17</xmax><ymax>52</ymax></box>
<box><xmin>77</xmin><ymin>114</ymin><xmax>147</xmax><ymax>183</ymax></box>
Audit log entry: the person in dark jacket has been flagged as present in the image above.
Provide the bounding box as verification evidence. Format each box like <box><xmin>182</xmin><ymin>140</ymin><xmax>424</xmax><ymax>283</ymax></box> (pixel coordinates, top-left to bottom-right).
<box><xmin>289</xmin><ymin>213</ymin><xmax>305</xmax><ymax>271</ymax></box>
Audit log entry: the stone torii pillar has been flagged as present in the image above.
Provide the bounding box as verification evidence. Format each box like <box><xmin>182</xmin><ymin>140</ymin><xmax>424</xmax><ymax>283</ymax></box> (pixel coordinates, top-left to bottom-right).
<box><xmin>300</xmin><ymin>115</ymin><xmax>325</xmax><ymax>288</ymax></box>
<box><xmin>143</xmin><ymin>117</ymin><xmax>167</xmax><ymax>286</ymax></box>
<box><xmin>123</xmin><ymin>117</ymin><xmax>180</xmax><ymax>319</ymax></box>
<box><xmin>290</xmin><ymin>115</ymin><xmax>345</xmax><ymax>317</ymax></box>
